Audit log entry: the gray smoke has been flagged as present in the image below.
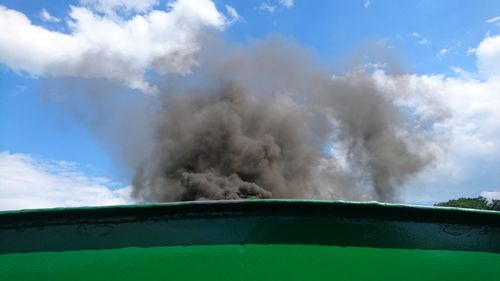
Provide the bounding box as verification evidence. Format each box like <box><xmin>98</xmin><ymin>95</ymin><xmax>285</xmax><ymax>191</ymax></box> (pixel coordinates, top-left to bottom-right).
<box><xmin>316</xmin><ymin>74</ymin><xmax>435</xmax><ymax>201</ymax></box>
<box><xmin>130</xmin><ymin>37</ymin><xmax>440</xmax><ymax>202</ymax></box>
<box><xmin>133</xmin><ymin>82</ymin><xmax>318</xmax><ymax>201</ymax></box>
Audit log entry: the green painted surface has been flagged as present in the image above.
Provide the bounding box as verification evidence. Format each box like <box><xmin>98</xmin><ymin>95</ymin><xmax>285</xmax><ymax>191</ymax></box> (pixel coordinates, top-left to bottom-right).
<box><xmin>1</xmin><ymin>201</ymin><xmax>499</xmax><ymax>280</ymax></box>
<box><xmin>1</xmin><ymin>244</ymin><xmax>499</xmax><ymax>281</ymax></box>
<box><xmin>3</xmin><ymin>200</ymin><xmax>499</xmax><ymax>254</ymax></box>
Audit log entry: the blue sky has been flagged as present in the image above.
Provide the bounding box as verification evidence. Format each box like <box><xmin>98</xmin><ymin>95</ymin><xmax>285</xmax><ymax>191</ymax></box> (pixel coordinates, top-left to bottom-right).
<box><xmin>1</xmin><ymin>0</ymin><xmax>500</xmax><ymax>209</ymax></box>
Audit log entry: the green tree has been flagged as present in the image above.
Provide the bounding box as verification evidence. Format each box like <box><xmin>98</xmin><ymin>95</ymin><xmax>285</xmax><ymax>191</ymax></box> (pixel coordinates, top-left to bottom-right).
<box><xmin>434</xmin><ymin>196</ymin><xmax>496</xmax><ymax>210</ymax></box>
<box><xmin>490</xmin><ymin>199</ymin><xmax>500</xmax><ymax>211</ymax></box>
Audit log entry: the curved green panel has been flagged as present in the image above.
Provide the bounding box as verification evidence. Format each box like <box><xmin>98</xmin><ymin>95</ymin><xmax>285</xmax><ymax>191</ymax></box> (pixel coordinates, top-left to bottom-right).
<box><xmin>1</xmin><ymin>200</ymin><xmax>499</xmax><ymax>280</ymax></box>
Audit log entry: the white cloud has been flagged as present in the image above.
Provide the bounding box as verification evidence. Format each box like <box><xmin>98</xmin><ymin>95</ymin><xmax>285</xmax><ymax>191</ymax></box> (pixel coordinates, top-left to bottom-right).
<box><xmin>330</xmin><ymin>57</ymin><xmax>500</xmax><ymax>204</ymax></box>
<box><xmin>374</xmin><ymin>32</ymin><xmax>500</xmax><ymax>204</ymax></box>
<box><xmin>364</xmin><ymin>0</ymin><xmax>371</xmax><ymax>8</ymax></box>
<box><xmin>225</xmin><ymin>5</ymin><xmax>242</xmax><ymax>25</ymax></box>
<box><xmin>467</xmin><ymin>47</ymin><xmax>476</xmax><ymax>56</ymax></box>
<box><xmin>0</xmin><ymin>151</ymin><xmax>132</xmax><ymax>211</ymax></box>
<box><xmin>279</xmin><ymin>0</ymin><xmax>294</xmax><ymax>8</ymax></box>
<box><xmin>405</xmin><ymin>32</ymin><xmax>430</xmax><ymax>46</ymax></box>
<box><xmin>486</xmin><ymin>16</ymin><xmax>500</xmax><ymax>25</ymax></box>
<box><xmin>377</xmin><ymin>73</ymin><xmax>500</xmax><ymax>203</ymax></box>
<box><xmin>480</xmin><ymin>191</ymin><xmax>500</xmax><ymax>200</ymax></box>
<box><xmin>374</xmin><ymin>71</ymin><xmax>500</xmax><ymax>152</ymax></box>
<box><xmin>259</xmin><ymin>3</ymin><xmax>277</xmax><ymax>13</ymax></box>
<box><xmin>475</xmin><ymin>35</ymin><xmax>500</xmax><ymax>78</ymax></box>
<box><xmin>450</xmin><ymin>66</ymin><xmax>474</xmax><ymax>80</ymax></box>
<box><xmin>39</xmin><ymin>9</ymin><xmax>61</xmax><ymax>22</ymax></box>
<box><xmin>81</xmin><ymin>0</ymin><xmax>159</xmax><ymax>17</ymax></box>
<box><xmin>372</xmin><ymin>32</ymin><xmax>500</xmax><ymax>203</ymax></box>
<box><xmin>418</xmin><ymin>38</ymin><xmax>431</xmax><ymax>45</ymax></box>
<box><xmin>0</xmin><ymin>0</ymin><xmax>228</xmax><ymax>94</ymax></box>
<box><xmin>436</xmin><ymin>48</ymin><xmax>450</xmax><ymax>58</ymax></box>
<box><xmin>259</xmin><ymin>0</ymin><xmax>294</xmax><ymax>13</ymax></box>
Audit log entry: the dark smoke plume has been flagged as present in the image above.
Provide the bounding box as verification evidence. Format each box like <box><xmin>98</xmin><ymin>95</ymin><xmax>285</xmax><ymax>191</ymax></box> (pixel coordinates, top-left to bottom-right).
<box><xmin>133</xmin><ymin>82</ymin><xmax>318</xmax><ymax>201</ymax></box>
<box><xmin>130</xmin><ymin>37</ymin><xmax>440</xmax><ymax>202</ymax></box>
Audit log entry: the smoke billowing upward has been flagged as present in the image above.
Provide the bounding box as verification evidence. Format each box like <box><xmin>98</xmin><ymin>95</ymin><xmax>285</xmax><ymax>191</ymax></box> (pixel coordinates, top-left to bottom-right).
<box><xmin>130</xmin><ymin>37</ymin><xmax>439</xmax><ymax>203</ymax></box>
<box><xmin>133</xmin><ymin>83</ymin><xmax>317</xmax><ymax>201</ymax></box>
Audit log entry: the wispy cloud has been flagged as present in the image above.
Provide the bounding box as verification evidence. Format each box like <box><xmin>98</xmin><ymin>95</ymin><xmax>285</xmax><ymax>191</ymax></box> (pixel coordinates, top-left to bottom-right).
<box><xmin>39</xmin><ymin>8</ymin><xmax>60</xmax><ymax>22</ymax></box>
<box><xmin>418</xmin><ymin>38</ymin><xmax>431</xmax><ymax>45</ymax></box>
<box><xmin>279</xmin><ymin>0</ymin><xmax>294</xmax><ymax>8</ymax></box>
<box><xmin>259</xmin><ymin>0</ymin><xmax>294</xmax><ymax>13</ymax></box>
<box><xmin>81</xmin><ymin>0</ymin><xmax>159</xmax><ymax>17</ymax></box>
<box><xmin>436</xmin><ymin>48</ymin><xmax>450</xmax><ymax>58</ymax></box>
<box><xmin>225</xmin><ymin>5</ymin><xmax>242</xmax><ymax>25</ymax></box>
<box><xmin>405</xmin><ymin>32</ymin><xmax>431</xmax><ymax>46</ymax></box>
<box><xmin>364</xmin><ymin>0</ymin><xmax>371</xmax><ymax>8</ymax></box>
<box><xmin>486</xmin><ymin>16</ymin><xmax>500</xmax><ymax>25</ymax></box>
<box><xmin>259</xmin><ymin>3</ymin><xmax>276</xmax><ymax>13</ymax></box>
